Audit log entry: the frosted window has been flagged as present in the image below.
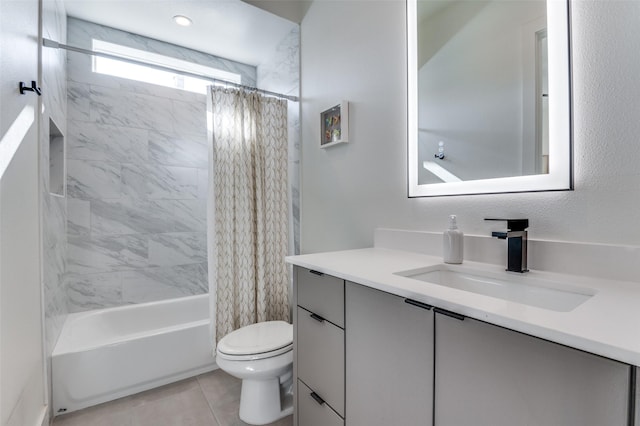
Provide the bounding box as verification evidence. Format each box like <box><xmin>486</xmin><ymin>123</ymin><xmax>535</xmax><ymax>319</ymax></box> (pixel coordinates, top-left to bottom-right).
<box><xmin>92</xmin><ymin>39</ymin><xmax>241</xmax><ymax>94</ymax></box>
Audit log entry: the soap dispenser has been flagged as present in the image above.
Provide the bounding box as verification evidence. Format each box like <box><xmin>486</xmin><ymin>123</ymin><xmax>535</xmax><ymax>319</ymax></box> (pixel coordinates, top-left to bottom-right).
<box><xmin>443</xmin><ymin>215</ymin><xmax>463</xmax><ymax>264</ymax></box>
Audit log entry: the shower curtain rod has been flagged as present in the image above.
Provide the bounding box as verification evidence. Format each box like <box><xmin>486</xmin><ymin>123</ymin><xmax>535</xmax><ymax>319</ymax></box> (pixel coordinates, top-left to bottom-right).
<box><xmin>42</xmin><ymin>38</ymin><xmax>299</xmax><ymax>102</ymax></box>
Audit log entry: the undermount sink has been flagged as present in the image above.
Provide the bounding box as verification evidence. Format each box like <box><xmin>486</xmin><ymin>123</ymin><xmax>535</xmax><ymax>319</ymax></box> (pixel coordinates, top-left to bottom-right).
<box><xmin>394</xmin><ymin>265</ymin><xmax>595</xmax><ymax>312</ymax></box>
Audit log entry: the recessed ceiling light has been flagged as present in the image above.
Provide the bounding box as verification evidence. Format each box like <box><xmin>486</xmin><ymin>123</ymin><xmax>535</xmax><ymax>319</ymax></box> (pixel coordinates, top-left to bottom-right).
<box><xmin>173</xmin><ymin>15</ymin><xmax>192</xmax><ymax>27</ymax></box>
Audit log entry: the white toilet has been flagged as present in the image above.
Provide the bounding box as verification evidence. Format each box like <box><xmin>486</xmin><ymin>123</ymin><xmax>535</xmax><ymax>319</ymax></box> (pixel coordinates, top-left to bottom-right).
<box><xmin>215</xmin><ymin>321</ymin><xmax>294</xmax><ymax>425</ymax></box>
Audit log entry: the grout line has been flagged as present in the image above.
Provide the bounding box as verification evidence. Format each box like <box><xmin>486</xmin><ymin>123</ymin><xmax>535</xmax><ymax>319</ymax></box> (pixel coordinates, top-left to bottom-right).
<box><xmin>196</xmin><ymin>374</ymin><xmax>225</xmax><ymax>426</ymax></box>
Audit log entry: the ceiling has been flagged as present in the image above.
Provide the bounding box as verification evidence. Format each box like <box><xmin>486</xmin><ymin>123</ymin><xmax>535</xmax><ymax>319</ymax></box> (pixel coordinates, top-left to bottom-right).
<box><xmin>63</xmin><ymin>0</ymin><xmax>302</xmax><ymax>67</ymax></box>
<box><xmin>244</xmin><ymin>0</ymin><xmax>312</xmax><ymax>24</ymax></box>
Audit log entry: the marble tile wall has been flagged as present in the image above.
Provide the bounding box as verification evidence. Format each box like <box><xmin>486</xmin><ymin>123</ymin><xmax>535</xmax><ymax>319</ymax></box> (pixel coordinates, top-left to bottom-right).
<box><xmin>65</xmin><ymin>19</ymin><xmax>256</xmax><ymax>312</ymax></box>
<box><xmin>41</xmin><ymin>0</ymin><xmax>68</xmax><ymax>370</ymax></box>
<box><xmin>41</xmin><ymin>0</ymin><xmax>69</xmax><ymax>418</ymax></box>
<box><xmin>257</xmin><ymin>27</ymin><xmax>301</xmax><ymax>255</ymax></box>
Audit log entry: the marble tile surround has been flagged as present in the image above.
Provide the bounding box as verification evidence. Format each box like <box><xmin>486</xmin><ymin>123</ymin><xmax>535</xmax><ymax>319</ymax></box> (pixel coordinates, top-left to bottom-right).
<box><xmin>257</xmin><ymin>27</ymin><xmax>301</xmax><ymax>255</ymax></box>
<box><xmin>64</xmin><ymin>20</ymin><xmax>234</xmax><ymax>312</ymax></box>
<box><xmin>41</xmin><ymin>1</ymin><xmax>69</xmax><ymax>420</ymax></box>
<box><xmin>65</xmin><ymin>18</ymin><xmax>300</xmax><ymax>312</ymax></box>
<box><xmin>41</xmin><ymin>0</ymin><xmax>68</xmax><ymax>374</ymax></box>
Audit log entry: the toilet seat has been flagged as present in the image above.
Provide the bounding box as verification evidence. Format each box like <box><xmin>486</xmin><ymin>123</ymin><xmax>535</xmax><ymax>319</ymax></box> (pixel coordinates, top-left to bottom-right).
<box><xmin>217</xmin><ymin>321</ymin><xmax>293</xmax><ymax>361</ymax></box>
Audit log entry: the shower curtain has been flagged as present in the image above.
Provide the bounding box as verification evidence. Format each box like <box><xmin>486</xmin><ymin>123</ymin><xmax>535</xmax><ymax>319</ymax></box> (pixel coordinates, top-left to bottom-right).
<box><xmin>206</xmin><ymin>86</ymin><xmax>290</xmax><ymax>348</ymax></box>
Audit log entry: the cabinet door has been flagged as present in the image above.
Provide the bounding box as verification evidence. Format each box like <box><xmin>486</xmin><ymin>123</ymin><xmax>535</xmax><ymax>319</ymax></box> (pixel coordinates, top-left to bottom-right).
<box><xmin>346</xmin><ymin>282</ymin><xmax>434</xmax><ymax>426</ymax></box>
<box><xmin>435</xmin><ymin>313</ymin><xmax>631</xmax><ymax>426</ymax></box>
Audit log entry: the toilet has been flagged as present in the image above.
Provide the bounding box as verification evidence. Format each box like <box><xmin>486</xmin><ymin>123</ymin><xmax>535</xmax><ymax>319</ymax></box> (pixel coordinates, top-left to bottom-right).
<box><xmin>215</xmin><ymin>321</ymin><xmax>294</xmax><ymax>425</ymax></box>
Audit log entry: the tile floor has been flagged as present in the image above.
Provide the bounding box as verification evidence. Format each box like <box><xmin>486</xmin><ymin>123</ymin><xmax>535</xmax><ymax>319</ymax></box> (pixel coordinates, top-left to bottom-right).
<box><xmin>52</xmin><ymin>369</ymin><xmax>293</xmax><ymax>426</ymax></box>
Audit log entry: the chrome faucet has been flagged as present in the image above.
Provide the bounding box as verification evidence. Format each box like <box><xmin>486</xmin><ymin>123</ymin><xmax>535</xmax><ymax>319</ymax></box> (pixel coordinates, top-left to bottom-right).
<box><xmin>485</xmin><ymin>218</ymin><xmax>529</xmax><ymax>273</ymax></box>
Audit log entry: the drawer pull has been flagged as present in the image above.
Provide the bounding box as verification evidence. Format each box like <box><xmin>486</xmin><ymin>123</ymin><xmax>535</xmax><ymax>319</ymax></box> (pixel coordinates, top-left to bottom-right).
<box><xmin>309</xmin><ymin>269</ymin><xmax>324</xmax><ymax>276</ymax></box>
<box><xmin>404</xmin><ymin>298</ymin><xmax>433</xmax><ymax>310</ymax></box>
<box><xmin>434</xmin><ymin>307</ymin><xmax>465</xmax><ymax>321</ymax></box>
<box><xmin>310</xmin><ymin>391</ymin><xmax>326</xmax><ymax>405</ymax></box>
<box><xmin>310</xmin><ymin>313</ymin><xmax>326</xmax><ymax>323</ymax></box>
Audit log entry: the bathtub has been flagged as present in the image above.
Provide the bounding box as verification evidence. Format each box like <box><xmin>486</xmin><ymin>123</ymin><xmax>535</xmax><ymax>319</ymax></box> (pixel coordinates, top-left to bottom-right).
<box><xmin>52</xmin><ymin>294</ymin><xmax>217</xmax><ymax>415</ymax></box>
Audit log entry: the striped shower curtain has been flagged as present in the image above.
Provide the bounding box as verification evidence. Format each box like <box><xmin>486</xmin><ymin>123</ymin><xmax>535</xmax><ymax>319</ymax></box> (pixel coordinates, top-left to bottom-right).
<box><xmin>206</xmin><ymin>86</ymin><xmax>290</xmax><ymax>349</ymax></box>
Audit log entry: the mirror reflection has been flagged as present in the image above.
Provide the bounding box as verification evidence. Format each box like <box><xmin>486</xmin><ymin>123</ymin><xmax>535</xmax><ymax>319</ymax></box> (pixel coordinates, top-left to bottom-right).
<box><xmin>408</xmin><ymin>0</ymin><xmax>572</xmax><ymax>197</ymax></box>
<box><xmin>417</xmin><ymin>0</ymin><xmax>548</xmax><ymax>185</ymax></box>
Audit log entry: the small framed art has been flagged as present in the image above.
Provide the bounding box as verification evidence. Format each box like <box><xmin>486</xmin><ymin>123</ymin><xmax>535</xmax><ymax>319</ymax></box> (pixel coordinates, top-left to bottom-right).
<box><xmin>320</xmin><ymin>101</ymin><xmax>349</xmax><ymax>148</ymax></box>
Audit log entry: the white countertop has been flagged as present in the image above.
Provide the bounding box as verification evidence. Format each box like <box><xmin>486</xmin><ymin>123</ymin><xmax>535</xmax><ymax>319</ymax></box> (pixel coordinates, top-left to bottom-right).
<box><xmin>286</xmin><ymin>248</ymin><xmax>640</xmax><ymax>366</ymax></box>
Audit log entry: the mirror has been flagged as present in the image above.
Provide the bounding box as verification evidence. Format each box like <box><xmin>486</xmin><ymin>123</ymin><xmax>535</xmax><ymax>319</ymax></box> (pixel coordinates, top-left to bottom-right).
<box><xmin>408</xmin><ymin>0</ymin><xmax>572</xmax><ymax>197</ymax></box>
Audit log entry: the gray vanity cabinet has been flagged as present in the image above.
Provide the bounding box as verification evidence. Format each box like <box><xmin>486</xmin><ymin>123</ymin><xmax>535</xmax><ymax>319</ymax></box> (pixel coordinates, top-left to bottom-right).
<box><xmin>345</xmin><ymin>281</ymin><xmax>434</xmax><ymax>426</ymax></box>
<box><xmin>434</xmin><ymin>313</ymin><xmax>631</xmax><ymax>426</ymax></box>
<box><xmin>293</xmin><ymin>266</ymin><xmax>634</xmax><ymax>426</ymax></box>
<box><xmin>294</xmin><ymin>267</ymin><xmax>345</xmax><ymax>426</ymax></box>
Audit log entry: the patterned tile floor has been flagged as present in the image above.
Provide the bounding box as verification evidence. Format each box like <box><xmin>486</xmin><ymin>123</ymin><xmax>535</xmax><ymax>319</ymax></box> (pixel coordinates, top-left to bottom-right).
<box><xmin>52</xmin><ymin>369</ymin><xmax>293</xmax><ymax>426</ymax></box>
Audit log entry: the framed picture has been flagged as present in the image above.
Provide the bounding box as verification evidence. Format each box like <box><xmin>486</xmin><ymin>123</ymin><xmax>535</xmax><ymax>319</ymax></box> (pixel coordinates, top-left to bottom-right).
<box><xmin>320</xmin><ymin>101</ymin><xmax>349</xmax><ymax>148</ymax></box>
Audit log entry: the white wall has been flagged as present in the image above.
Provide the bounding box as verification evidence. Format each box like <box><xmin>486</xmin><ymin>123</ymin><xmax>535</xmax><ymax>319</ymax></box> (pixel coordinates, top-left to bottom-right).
<box><xmin>300</xmin><ymin>0</ymin><xmax>640</xmax><ymax>255</ymax></box>
<box><xmin>0</xmin><ymin>0</ymin><xmax>47</xmax><ymax>423</ymax></box>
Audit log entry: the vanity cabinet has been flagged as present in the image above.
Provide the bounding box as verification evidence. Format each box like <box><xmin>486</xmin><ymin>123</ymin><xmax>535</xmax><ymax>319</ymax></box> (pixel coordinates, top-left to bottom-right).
<box><xmin>293</xmin><ymin>267</ymin><xmax>634</xmax><ymax>426</ymax></box>
<box><xmin>434</xmin><ymin>313</ymin><xmax>631</xmax><ymax>426</ymax></box>
<box><xmin>294</xmin><ymin>267</ymin><xmax>345</xmax><ymax>425</ymax></box>
<box><xmin>345</xmin><ymin>281</ymin><xmax>434</xmax><ymax>426</ymax></box>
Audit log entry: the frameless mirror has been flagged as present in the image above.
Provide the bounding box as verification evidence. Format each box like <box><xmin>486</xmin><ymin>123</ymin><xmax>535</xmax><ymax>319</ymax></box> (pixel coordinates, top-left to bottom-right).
<box><xmin>408</xmin><ymin>0</ymin><xmax>573</xmax><ymax>197</ymax></box>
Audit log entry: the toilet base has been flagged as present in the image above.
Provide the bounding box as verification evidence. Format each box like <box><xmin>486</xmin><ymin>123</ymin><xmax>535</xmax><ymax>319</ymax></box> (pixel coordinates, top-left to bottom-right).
<box><xmin>239</xmin><ymin>377</ymin><xmax>293</xmax><ymax>425</ymax></box>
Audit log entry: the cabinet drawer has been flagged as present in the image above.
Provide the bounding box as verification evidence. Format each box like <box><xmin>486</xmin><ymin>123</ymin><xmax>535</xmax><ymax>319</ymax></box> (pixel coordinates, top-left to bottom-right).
<box><xmin>297</xmin><ymin>306</ymin><xmax>345</xmax><ymax>416</ymax></box>
<box><xmin>298</xmin><ymin>379</ymin><xmax>344</xmax><ymax>426</ymax></box>
<box><xmin>296</xmin><ymin>267</ymin><xmax>344</xmax><ymax>328</ymax></box>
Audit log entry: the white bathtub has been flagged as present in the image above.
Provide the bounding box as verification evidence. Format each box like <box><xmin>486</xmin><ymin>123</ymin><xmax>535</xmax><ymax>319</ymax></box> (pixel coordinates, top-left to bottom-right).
<box><xmin>52</xmin><ymin>294</ymin><xmax>216</xmax><ymax>415</ymax></box>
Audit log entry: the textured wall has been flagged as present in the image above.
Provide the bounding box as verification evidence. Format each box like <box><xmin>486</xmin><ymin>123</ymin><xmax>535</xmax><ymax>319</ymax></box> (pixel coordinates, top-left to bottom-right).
<box><xmin>65</xmin><ymin>19</ymin><xmax>256</xmax><ymax>312</ymax></box>
<box><xmin>300</xmin><ymin>0</ymin><xmax>640</xmax><ymax>257</ymax></box>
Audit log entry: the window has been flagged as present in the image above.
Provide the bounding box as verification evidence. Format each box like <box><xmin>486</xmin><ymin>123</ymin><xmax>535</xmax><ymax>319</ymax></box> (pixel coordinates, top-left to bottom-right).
<box><xmin>92</xmin><ymin>39</ymin><xmax>241</xmax><ymax>94</ymax></box>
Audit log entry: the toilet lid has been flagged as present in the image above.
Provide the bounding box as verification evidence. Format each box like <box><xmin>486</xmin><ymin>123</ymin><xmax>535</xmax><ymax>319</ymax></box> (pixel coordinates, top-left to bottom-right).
<box><xmin>217</xmin><ymin>321</ymin><xmax>293</xmax><ymax>357</ymax></box>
